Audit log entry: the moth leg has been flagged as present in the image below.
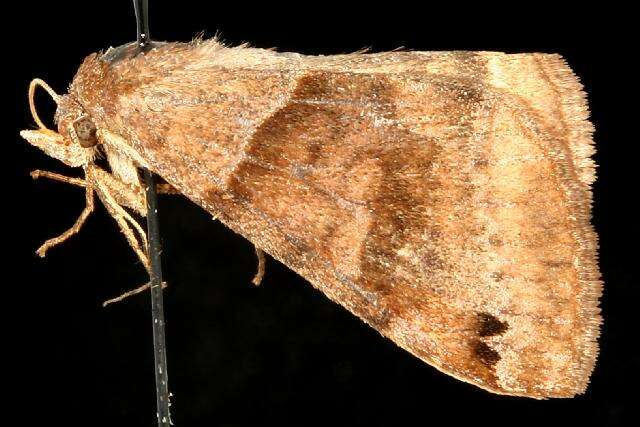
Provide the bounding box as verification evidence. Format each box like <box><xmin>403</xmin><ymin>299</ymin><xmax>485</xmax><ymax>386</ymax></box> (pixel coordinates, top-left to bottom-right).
<box><xmin>93</xmin><ymin>180</ymin><xmax>150</xmax><ymax>272</ymax></box>
<box><xmin>87</xmin><ymin>167</ymin><xmax>148</xmax><ymax>248</ymax></box>
<box><xmin>252</xmin><ymin>247</ymin><xmax>266</xmax><ymax>286</ymax></box>
<box><xmin>31</xmin><ymin>169</ymin><xmax>86</xmax><ymax>188</ymax></box>
<box><xmin>36</xmin><ymin>183</ymin><xmax>94</xmax><ymax>257</ymax></box>
<box><xmin>89</xmin><ymin>166</ymin><xmax>146</xmax><ymax>216</ymax></box>
<box><xmin>102</xmin><ymin>281</ymin><xmax>167</xmax><ymax>307</ymax></box>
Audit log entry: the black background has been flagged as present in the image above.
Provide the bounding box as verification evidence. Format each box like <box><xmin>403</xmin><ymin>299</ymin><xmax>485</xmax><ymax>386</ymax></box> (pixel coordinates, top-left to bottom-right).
<box><xmin>7</xmin><ymin>1</ymin><xmax>636</xmax><ymax>426</ymax></box>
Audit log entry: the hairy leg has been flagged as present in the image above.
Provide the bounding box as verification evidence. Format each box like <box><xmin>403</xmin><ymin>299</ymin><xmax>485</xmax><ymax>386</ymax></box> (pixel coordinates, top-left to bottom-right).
<box><xmin>31</xmin><ymin>168</ymin><xmax>175</xmax><ymax>199</ymax></box>
<box><xmin>103</xmin><ymin>281</ymin><xmax>168</xmax><ymax>307</ymax></box>
<box><xmin>31</xmin><ymin>169</ymin><xmax>86</xmax><ymax>187</ymax></box>
<box><xmin>92</xmin><ymin>175</ymin><xmax>150</xmax><ymax>272</ymax></box>
<box><xmin>36</xmin><ymin>184</ymin><xmax>94</xmax><ymax>257</ymax></box>
<box><xmin>89</xmin><ymin>166</ymin><xmax>146</xmax><ymax>216</ymax></box>
<box><xmin>252</xmin><ymin>247</ymin><xmax>266</xmax><ymax>286</ymax></box>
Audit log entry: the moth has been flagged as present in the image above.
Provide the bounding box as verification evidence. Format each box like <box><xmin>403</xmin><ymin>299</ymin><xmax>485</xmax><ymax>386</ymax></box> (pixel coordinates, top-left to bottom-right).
<box><xmin>21</xmin><ymin>38</ymin><xmax>601</xmax><ymax>398</ymax></box>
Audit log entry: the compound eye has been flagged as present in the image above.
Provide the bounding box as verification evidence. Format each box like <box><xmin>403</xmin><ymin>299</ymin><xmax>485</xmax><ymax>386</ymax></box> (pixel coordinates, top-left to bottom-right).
<box><xmin>72</xmin><ymin>116</ymin><xmax>98</xmax><ymax>148</ymax></box>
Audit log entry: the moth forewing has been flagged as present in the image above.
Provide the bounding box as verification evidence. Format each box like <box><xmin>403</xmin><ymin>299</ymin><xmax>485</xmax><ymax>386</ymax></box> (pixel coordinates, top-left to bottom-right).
<box><xmin>32</xmin><ymin>39</ymin><xmax>601</xmax><ymax>398</ymax></box>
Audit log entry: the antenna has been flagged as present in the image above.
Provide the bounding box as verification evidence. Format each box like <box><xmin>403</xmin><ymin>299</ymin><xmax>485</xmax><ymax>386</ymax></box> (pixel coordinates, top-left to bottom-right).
<box><xmin>132</xmin><ymin>1</ymin><xmax>172</xmax><ymax>426</ymax></box>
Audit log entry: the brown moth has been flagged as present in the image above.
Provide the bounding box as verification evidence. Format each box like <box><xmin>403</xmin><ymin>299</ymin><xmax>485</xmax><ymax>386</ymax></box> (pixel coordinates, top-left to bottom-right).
<box><xmin>20</xmin><ymin>38</ymin><xmax>601</xmax><ymax>398</ymax></box>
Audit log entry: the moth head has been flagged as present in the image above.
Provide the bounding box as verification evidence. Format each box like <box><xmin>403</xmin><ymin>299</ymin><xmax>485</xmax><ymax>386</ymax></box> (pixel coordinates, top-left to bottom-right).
<box><xmin>20</xmin><ymin>78</ymin><xmax>98</xmax><ymax>167</ymax></box>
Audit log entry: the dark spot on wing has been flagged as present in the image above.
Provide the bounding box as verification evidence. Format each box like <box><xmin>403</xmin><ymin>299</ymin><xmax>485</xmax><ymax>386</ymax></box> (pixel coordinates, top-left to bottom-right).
<box><xmin>490</xmin><ymin>271</ymin><xmax>505</xmax><ymax>282</ymax></box>
<box><xmin>477</xmin><ymin>312</ymin><xmax>509</xmax><ymax>337</ymax></box>
<box><xmin>473</xmin><ymin>340</ymin><xmax>501</xmax><ymax>366</ymax></box>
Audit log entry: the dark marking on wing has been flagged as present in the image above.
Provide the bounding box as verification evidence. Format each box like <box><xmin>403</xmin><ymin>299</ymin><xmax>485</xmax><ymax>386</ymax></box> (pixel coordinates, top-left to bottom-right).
<box><xmin>227</xmin><ymin>64</ymin><xmax>491</xmax><ymax>333</ymax></box>
<box><xmin>490</xmin><ymin>271</ymin><xmax>505</xmax><ymax>282</ymax></box>
<box><xmin>473</xmin><ymin>340</ymin><xmax>501</xmax><ymax>366</ymax></box>
<box><xmin>477</xmin><ymin>312</ymin><xmax>509</xmax><ymax>337</ymax></box>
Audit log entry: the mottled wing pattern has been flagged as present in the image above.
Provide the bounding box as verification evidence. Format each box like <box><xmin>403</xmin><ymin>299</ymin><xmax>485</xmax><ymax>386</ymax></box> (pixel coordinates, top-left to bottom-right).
<box><xmin>72</xmin><ymin>41</ymin><xmax>600</xmax><ymax>398</ymax></box>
